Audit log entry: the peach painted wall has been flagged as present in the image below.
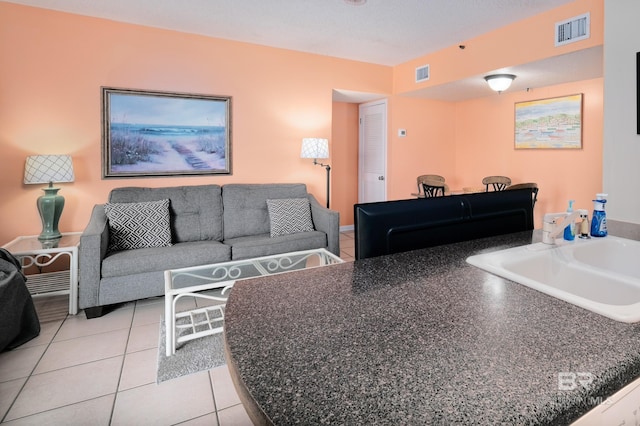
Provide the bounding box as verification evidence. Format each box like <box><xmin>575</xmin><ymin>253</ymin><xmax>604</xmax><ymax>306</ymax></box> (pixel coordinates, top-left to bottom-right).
<box><xmin>454</xmin><ymin>78</ymin><xmax>604</xmax><ymax>228</ymax></box>
<box><xmin>386</xmin><ymin>96</ymin><xmax>456</xmax><ymax>200</ymax></box>
<box><xmin>0</xmin><ymin>3</ymin><xmax>391</xmax><ymax>243</ymax></box>
<box><xmin>393</xmin><ymin>0</ymin><xmax>603</xmax><ymax>94</ymax></box>
<box><xmin>331</xmin><ymin>102</ymin><xmax>359</xmax><ymax>226</ymax></box>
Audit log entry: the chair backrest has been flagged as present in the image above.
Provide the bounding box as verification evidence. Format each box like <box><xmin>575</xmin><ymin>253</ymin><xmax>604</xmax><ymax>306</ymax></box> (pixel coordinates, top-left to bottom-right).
<box><xmin>506</xmin><ymin>182</ymin><xmax>539</xmax><ymax>208</ymax></box>
<box><xmin>482</xmin><ymin>176</ymin><xmax>511</xmax><ymax>192</ymax></box>
<box><xmin>421</xmin><ymin>182</ymin><xmax>445</xmax><ymax>197</ymax></box>
<box><xmin>417</xmin><ymin>175</ymin><xmax>445</xmax><ymax>196</ymax></box>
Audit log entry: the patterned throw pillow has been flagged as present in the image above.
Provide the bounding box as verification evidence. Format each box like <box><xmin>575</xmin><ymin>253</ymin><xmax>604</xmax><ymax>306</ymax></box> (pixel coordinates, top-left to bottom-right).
<box><xmin>266</xmin><ymin>198</ymin><xmax>314</xmax><ymax>237</ymax></box>
<box><xmin>104</xmin><ymin>199</ymin><xmax>172</xmax><ymax>252</ymax></box>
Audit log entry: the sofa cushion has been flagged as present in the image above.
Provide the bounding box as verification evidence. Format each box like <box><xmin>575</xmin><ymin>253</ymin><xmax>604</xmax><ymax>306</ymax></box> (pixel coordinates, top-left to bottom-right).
<box><xmin>101</xmin><ymin>241</ymin><xmax>231</xmax><ymax>278</ymax></box>
<box><xmin>105</xmin><ymin>199</ymin><xmax>172</xmax><ymax>252</ymax></box>
<box><xmin>109</xmin><ymin>185</ymin><xmax>223</xmax><ymax>243</ymax></box>
<box><xmin>266</xmin><ymin>198</ymin><xmax>314</xmax><ymax>237</ymax></box>
<box><xmin>222</xmin><ymin>184</ymin><xmax>310</xmax><ymax>240</ymax></box>
<box><xmin>225</xmin><ymin>231</ymin><xmax>327</xmax><ymax>260</ymax></box>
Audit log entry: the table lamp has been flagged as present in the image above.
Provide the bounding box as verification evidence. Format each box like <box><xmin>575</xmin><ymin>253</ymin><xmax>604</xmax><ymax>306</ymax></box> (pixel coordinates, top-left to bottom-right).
<box><xmin>300</xmin><ymin>138</ymin><xmax>331</xmax><ymax>208</ymax></box>
<box><xmin>24</xmin><ymin>155</ymin><xmax>75</xmax><ymax>241</ymax></box>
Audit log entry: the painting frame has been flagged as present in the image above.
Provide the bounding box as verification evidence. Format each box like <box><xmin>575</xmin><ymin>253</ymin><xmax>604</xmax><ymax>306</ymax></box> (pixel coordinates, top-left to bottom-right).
<box><xmin>514</xmin><ymin>93</ymin><xmax>583</xmax><ymax>149</ymax></box>
<box><xmin>636</xmin><ymin>51</ymin><xmax>639</xmax><ymax>135</ymax></box>
<box><xmin>101</xmin><ymin>87</ymin><xmax>232</xmax><ymax>178</ymax></box>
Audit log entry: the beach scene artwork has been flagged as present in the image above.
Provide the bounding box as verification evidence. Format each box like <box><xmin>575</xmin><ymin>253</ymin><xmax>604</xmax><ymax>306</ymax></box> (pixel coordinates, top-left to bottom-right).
<box><xmin>515</xmin><ymin>94</ymin><xmax>582</xmax><ymax>149</ymax></box>
<box><xmin>103</xmin><ymin>89</ymin><xmax>231</xmax><ymax>177</ymax></box>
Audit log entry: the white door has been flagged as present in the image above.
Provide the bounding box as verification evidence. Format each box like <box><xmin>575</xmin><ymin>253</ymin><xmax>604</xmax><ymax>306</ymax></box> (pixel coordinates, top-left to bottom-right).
<box><xmin>358</xmin><ymin>99</ymin><xmax>387</xmax><ymax>203</ymax></box>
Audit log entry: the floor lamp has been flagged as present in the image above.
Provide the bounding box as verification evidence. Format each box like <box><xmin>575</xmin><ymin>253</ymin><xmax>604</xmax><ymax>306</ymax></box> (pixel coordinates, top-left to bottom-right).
<box><xmin>300</xmin><ymin>138</ymin><xmax>331</xmax><ymax>208</ymax></box>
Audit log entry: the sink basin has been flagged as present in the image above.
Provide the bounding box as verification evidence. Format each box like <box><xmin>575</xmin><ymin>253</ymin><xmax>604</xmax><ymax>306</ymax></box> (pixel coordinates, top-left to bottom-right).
<box><xmin>466</xmin><ymin>236</ymin><xmax>640</xmax><ymax>322</ymax></box>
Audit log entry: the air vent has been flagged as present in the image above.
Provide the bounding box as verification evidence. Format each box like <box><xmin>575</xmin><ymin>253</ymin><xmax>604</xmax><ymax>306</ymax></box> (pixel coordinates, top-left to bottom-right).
<box><xmin>415</xmin><ymin>64</ymin><xmax>430</xmax><ymax>83</ymax></box>
<box><xmin>555</xmin><ymin>12</ymin><xmax>590</xmax><ymax>47</ymax></box>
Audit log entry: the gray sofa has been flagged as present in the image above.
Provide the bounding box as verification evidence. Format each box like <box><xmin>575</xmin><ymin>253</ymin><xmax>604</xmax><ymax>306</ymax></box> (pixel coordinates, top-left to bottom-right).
<box><xmin>79</xmin><ymin>183</ymin><xmax>340</xmax><ymax>318</ymax></box>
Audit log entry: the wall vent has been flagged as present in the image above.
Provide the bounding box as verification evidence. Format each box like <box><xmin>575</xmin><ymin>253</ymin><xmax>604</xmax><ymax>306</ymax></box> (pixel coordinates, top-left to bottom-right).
<box><xmin>415</xmin><ymin>64</ymin><xmax>430</xmax><ymax>83</ymax></box>
<box><xmin>555</xmin><ymin>12</ymin><xmax>590</xmax><ymax>47</ymax></box>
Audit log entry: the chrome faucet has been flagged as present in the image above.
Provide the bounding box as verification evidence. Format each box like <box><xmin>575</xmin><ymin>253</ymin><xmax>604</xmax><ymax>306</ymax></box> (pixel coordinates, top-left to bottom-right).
<box><xmin>542</xmin><ymin>209</ymin><xmax>589</xmax><ymax>244</ymax></box>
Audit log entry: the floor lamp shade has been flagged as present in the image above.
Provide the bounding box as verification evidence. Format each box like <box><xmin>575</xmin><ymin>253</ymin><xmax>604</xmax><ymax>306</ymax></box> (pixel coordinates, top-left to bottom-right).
<box><xmin>24</xmin><ymin>155</ymin><xmax>75</xmax><ymax>241</ymax></box>
<box><xmin>300</xmin><ymin>138</ymin><xmax>331</xmax><ymax>208</ymax></box>
<box><xmin>300</xmin><ymin>138</ymin><xmax>329</xmax><ymax>160</ymax></box>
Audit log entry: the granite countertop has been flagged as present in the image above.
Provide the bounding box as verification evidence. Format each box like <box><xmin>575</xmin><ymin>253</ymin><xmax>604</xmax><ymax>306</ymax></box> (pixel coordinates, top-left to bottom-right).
<box><xmin>224</xmin><ymin>231</ymin><xmax>640</xmax><ymax>425</ymax></box>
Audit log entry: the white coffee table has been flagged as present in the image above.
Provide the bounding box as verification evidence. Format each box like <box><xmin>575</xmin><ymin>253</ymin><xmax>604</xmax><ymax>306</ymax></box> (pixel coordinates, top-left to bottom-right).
<box><xmin>164</xmin><ymin>248</ymin><xmax>343</xmax><ymax>356</ymax></box>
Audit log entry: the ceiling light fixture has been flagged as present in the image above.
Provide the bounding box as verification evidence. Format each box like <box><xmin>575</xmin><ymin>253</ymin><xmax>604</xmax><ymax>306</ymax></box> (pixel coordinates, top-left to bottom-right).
<box><xmin>484</xmin><ymin>74</ymin><xmax>516</xmax><ymax>93</ymax></box>
<box><xmin>344</xmin><ymin>0</ymin><xmax>367</xmax><ymax>5</ymax></box>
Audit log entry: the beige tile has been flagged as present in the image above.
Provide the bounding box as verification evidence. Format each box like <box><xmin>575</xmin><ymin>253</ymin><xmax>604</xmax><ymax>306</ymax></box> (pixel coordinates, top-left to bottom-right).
<box><xmin>340</xmin><ymin>230</ymin><xmax>354</xmax><ymax>239</ymax></box>
<box><xmin>210</xmin><ymin>365</ymin><xmax>241</xmax><ymax>410</ymax></box>
<box><xmin>0</xmin><ymin>377</ymin><xmax>27</xmax><ymax>420</ymax></box>
<box><xmin>176</xmin><ymin>412</ymin><xmax>219</xmax><ymax>426</ymax></box>
<box><xmin>132</xmin><ymin>301</ymin><xmax>164</xmax><ymax>327</ymax></box>
<box><xmin>217</xmin><ymin>403</ymin><xmax>253</xmax><ymax>426</ymax></box>
<box><xmin>340</xmin><ymin>237</ymin><xmax>355</xmax><ymax>248</ymax></box>
<box><xmin>119</xmin><ymin>348</ymin><xmax>157</xmax><ymax>391</ymax></box>
<box><xmin>34</xmin><ymin>329</ymin><xmax>128</xmax><ymax>374</ymax></box>
<box><xmin>111</xmin><ymin>371</ymin><xmax>215</xmax><ymax>425</ymax></box>
<box><xmin>126</xmin><ymin>322</ymin><xmax>160</xmax><ymax>353</ymax></box>
<box><xmin>341</xmin><ymin>246</ymin><xmax>355</xmax><ymax>260</ymax></box>
<box><xmin>5</xmin><ymin>356</ymin><xmax>122</xmax><ymax>421</ymax></box>
<box><xmin>55</xmin><ymin>306</ymin><xmax>134</xmax><ymax>341</ymax></box>
<box><xmin>2</xmin><ymin>394</ymin><xmax>114</xmax><ymax>426</ymax></box>
<box><xmin>0</xmin><ymin>345</ymin><xmax>47</xmax><ymax>382</ymax></box>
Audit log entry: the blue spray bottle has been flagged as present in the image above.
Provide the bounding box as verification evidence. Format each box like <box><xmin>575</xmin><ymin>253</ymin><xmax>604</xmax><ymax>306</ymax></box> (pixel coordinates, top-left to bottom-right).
<box><xmin>590</xmin><ymin>193</ymin><xmax>608</xmax><ymax>237</ymax></box>
<box><xmin>563</xmin><ymin>200</ymin><xmax>575</xmax><ymax>241</ymax></box>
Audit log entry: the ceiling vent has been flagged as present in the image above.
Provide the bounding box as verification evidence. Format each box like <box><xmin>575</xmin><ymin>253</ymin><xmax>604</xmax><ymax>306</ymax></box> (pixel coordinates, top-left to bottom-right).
<box><xmin>555</xmin><ymin>12</ymin><xmax>590</xmax><ymax>47</ymax></box>
<box><xmin>415</xmin><ymin>64</ymin><xmax>430</xmax><ymax>83</ymax></box>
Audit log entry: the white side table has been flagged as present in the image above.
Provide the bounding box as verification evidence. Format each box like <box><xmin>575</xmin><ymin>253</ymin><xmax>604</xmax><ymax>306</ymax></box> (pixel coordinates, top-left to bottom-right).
<box><xmin>2</xmin><ymin>232</ymin><xmax>81</xmax><ymax>315</ymax></box>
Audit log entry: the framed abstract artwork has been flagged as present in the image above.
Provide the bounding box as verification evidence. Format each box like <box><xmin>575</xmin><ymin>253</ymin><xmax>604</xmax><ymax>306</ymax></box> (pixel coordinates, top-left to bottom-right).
<box><xmin>101</xmin><ymin>87</ymin><xmax>232</xmax><ymax>178</ymax></box>
<box><xmin>514</xmin><ymin>93</ymin><xmax>582</xmax><ymax>149</ymax></box>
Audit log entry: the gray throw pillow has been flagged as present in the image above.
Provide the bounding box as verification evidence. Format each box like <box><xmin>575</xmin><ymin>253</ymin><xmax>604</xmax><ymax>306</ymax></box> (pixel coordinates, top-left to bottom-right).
<box><xmin>104</xmin><ymin>199</ymin><xmax>172</xmax><ymax>252</ymax></box>
<box><xmin>266</xmin><ymin>198</ymin><xmax>314</xmax><ymax>237</ymax></box>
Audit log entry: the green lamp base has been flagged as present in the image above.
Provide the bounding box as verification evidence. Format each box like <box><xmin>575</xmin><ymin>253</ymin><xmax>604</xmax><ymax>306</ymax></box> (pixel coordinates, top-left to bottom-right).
<box><xmin>37</xmin><ymin>186</ymin><xmax>65</xmax><ymax>241</ymax></box>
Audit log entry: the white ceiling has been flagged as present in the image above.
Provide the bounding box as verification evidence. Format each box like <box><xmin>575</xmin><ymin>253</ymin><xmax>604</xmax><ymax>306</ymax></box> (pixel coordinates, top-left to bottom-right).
<box><xmin>5</xmin><ymin>0</ymin><xmax>602</xmax><ymax>101</ymax></box>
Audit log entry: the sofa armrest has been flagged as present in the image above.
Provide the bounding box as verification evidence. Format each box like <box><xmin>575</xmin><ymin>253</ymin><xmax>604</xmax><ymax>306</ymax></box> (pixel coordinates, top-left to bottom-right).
<box><xmin>308</xmin><ymin>194</ymin><xmax>340</xmax><ymax>256</ymax></box>
<box><xmin>79</xmin><ymin>204</ymin><xmax>110</xmax><ymax>310</ymax></box>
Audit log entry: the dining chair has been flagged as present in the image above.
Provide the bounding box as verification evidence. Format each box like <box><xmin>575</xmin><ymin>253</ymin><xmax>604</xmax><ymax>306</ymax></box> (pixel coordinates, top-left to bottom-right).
<box><xmin>417</xmin><ymin>175</ymin><xmax>448</xmax><ymax>197</ymax></box>
<box><xmin>482</xmin><ymin>176</ymin><xmax>511</xmax><ymax>192</ymax></box>
<box><xmin>506</xmin><ymin>182</ymin><xmax>539</xmax><ymax>208</ymax></box>
<box><xmin>421</xmin><ymin>181</ymin><xmax>446</xmax><ymax>197</ymax></box>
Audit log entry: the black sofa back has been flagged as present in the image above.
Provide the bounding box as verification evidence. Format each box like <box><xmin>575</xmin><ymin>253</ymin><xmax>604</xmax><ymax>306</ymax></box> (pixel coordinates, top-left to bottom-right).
<box><xmin>354</xmin><ymin>189</ymin><xmax>534</xmax><ymax>260</ymax></box>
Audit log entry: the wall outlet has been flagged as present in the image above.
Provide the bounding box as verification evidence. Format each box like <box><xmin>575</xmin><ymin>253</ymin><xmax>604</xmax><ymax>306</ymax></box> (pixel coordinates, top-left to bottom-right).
<box><xmin>398</xmin><ymin>129</ymin><xmax>407</xmax><ymax>137</ymax></box>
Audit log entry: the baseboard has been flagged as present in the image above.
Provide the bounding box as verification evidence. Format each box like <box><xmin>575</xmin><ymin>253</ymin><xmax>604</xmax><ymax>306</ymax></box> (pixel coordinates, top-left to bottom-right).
<box><xmin>339</xmin><ymin>224</ymin><xmax>354</xmax><ymax>232</ymax></box>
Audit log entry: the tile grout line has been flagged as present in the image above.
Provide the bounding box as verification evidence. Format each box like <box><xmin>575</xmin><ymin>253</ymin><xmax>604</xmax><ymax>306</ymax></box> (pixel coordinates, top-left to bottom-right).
<box><xmin>108</xmin><ymin>301</ymin><xmax>138</xmax><ymax>426</ymax></box>
<box><xmin>0</xmin><ymin>316</ymin><xmax>66</xmax><ymax>423</ymax></box>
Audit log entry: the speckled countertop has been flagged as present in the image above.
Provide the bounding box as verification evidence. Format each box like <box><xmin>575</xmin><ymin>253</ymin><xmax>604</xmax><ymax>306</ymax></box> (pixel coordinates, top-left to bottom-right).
<box><xmin>224</xmin><ymin>230</ymin><xmax>640</xmax><ymax>425</ymax></box>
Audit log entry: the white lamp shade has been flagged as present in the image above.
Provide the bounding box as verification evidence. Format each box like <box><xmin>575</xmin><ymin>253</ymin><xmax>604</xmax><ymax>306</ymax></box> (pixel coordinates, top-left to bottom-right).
<box><xmin>24</xmin><ymin>155</ymin><xmax>75</xmax><ymax>184</ymax></box>
<box><xmin>484</xmin><ymin>74</ymin><xmax>516</xmax><ymax>92</ymax></box>
<box><xmin>300</xmin><ymin>138</ymin><xmax>329</xmax><ymax>159</ymax></box>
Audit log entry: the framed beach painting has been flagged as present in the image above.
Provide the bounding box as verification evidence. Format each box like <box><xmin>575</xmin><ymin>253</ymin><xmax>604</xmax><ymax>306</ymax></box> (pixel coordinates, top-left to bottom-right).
<box><xmin>514</xmin><ymin>93</ymin><xmax>582</xmax><ymax>149</ymax></box>
<box><xmin>102</xmin><ymin>87</ymin><xmax>232</xmax><ymax>178</ymax></box>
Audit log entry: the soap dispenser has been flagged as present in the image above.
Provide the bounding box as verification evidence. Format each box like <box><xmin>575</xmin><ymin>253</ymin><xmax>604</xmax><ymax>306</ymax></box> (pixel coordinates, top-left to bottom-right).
<box><xmin>563</xmin><ymin>200</ymin><xmax>575</xmax><ymax>241</ymax></box>
<box><xmin>590</xmin><ymin>193</ymin><xmax>608</xmax><ymax>237</ymax></box>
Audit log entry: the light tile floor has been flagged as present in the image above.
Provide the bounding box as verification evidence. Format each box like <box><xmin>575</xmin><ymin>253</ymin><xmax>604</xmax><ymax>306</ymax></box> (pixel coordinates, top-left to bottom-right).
<box><xmin>0</xmin><ymin>231</ymin><xmax>355</xmax><ymax>425</ymax></box>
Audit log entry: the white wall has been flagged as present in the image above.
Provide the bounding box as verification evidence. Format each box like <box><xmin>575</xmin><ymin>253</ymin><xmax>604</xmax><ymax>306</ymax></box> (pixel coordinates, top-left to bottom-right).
<box><xmin>603</xmin><ymin>0</ymin><xmax>640</xmax><ymax>224</ymax></box>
